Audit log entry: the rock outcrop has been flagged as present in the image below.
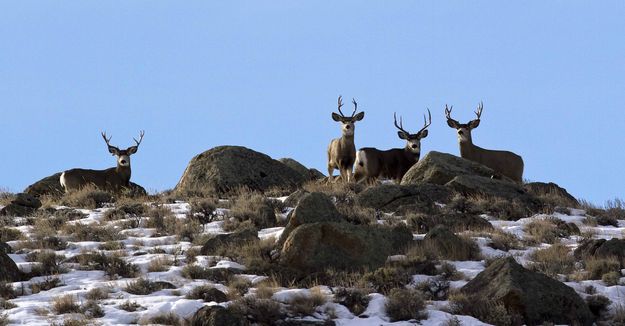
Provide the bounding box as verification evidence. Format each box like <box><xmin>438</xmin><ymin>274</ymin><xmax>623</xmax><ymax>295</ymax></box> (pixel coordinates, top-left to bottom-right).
<box><xmin>461</xmin><ymin>257</ymin><xmax>594</xmax><ymax>325</ymax></box>
<box><xmin>176</xmin><ymin>146</ymin><xmax>306</xmax><ymax>196</ymax></box>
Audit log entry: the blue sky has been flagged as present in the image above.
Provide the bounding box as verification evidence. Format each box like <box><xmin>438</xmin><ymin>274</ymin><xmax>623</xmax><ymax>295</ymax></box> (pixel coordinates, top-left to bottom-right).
<box><xmin>1</xmin><ymin>1</ymin><xmax>624</xmax><ymax>204</ymax></box>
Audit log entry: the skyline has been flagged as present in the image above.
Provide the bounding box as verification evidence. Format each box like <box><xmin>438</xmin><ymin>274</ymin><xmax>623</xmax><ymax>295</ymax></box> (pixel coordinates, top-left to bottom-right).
<box><xmin>1</xmin><ymin>1</ymin><xmax>624</xmax><ymax>204</ymax></box>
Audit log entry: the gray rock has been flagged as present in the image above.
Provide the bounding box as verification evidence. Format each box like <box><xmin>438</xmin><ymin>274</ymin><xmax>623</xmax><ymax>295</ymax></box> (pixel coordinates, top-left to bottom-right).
<box><xmin>524</xmin><ymin>182</ymin><xmax>579</xmax><ymax>207</ymax></box>
<box><xmin>277</xmin><ymin>192</ymin><xmax>343</xmax><ymax>247</ymax></box>
<box><xmin>445</xmin><ymin>175</ymin><xmax>541</xmax><ymax>211</ymax></box>
<box><xmin>461</xmin><ymin>257</ymin><xmax>594</xmax><ymax>326</ymax></box>
<box><xmin>401</xmin><ymin>151</ymin><xmax>498</xmax><ymax>185</ymax></box>
<box><xmin>355</xmin><ymin>183</ymin><xmax>452</xmax><ymax>213</ymax></box>
<box><xmin>409</xmin><ymin>212</ymin><xmax>493</xmax><ymax>233</ymax></box>
<box><xmin>280</xmin><ymin>222</ymin><xmax>412</xmax><ymax>273</ymax></box>
<box><xmin>0</xmin><ymin>193</ymin><xmax>42</xmax><ymax>217</ymax></box>
<box><xmin>574</xmin><ymin>238</ymin><xmax>625</xmax><ymax>261</ymax></box>
<box><xmin>176</xmin><ymin>146</ymin><xmax>306</xmax><ymax>196</ymax></box>
<box><xmin>0</xmin><ymin>248</ymin><xmax>21</xmax><ymax>282</ymax></box>
<box><xmin>201</xmin><ymin>228</ymin><xmax>258</xmax><ymax>255</ymax></box>
<box><xmin>279</xmin><ymin>158</ymin><xmax>324</xmax><ymax>181</ymax></box>
<box><xmin>189</xmin><ymin>305</ymin><xmax>248</xmax><ymax>326</ymax></box>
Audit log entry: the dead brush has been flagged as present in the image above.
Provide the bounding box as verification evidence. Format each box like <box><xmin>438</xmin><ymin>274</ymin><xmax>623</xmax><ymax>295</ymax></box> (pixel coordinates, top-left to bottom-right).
<box><xmin>52</xmin><ymin>294</ymin><xmax>81</xmax><ymax>314</ymax></box>
<box><xmin>147</xmin><ymin>256</ymin><xmax>174</xmax><ymax>273</ymax></box>
<box><xmin>333</xmin><ymin>287</ymin><xmax>370</xmax><ymax>316</ymax></box>
<box><xmin>287</xmin><ymin>287</ymin><xmax>327</xmax><ymax>317</ymax></box>
<box><xmin>524</xmin><ymin>218</ymin><xmax>566</xmax><ymax>244</ymax></box>
<box><xmin>448</xmin><ymin>291</ymin><xmax>520</xmax><ymax>326</ymax></box>
<box><xmin>224</xmin><ymin>190</ymin><xmax>278</xmax><ymax>231</ymax></box>
<box><xmin>529</xmin><ymin>243</ymin><xmax>575</xmax><ymax>278</ymax></box>
<box><xmin>466</xmin><ymin>195</ymin><xmax>527</xmax><ymax>221</ymax></box>
<box><xmin>583</xmin><ymin>256</ymin><xmax>622</xmax><ymax>280</ymax></box>
<box><xmin>60</xmin><ymin>185</ymin><xmax>114</xmax><ymax>209</ymax></box>
<box><xmin>30</xmin><ymin>276</ymin><xmax>64</xmax><ymax>294</ymax></box>
<box><xmin>187</xmin><ymin>197</ymin><xmax>219</xmax><ymax>229</ymax></box>
<box><xmin>228</xmin><ymin>296</ymin><xmax>285</xmax><ymax>325</ymax></box>
<box><xmin>26</xmin><ymin>250</ymin><xmax>67</xmax><ymax>276</ymax></box>
<box><xmin>302</xmin><ymin>180</ymin><xmax>361</xmax><ymax>205</ymax></box>
<box><xmin>385</xmin><ymin>288</ymin><xmax>427</xmax><ymax>322</ymax></box>
<box><xmin>61</xmin><ymin>222</ymin><xmax>123</xmax><ymax>242</ymax></box>
<box><xmin>0</xmin><ymin>227</ymin><xmax>23</xmax><ymax>242</ymax></box>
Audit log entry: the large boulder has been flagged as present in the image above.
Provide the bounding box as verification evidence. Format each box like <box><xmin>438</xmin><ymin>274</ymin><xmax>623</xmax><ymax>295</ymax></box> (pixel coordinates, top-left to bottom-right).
<box><xmin>176</xmin><ymin>146</ymin><xmax>306</xmax><ymax>196</ymax></box>
<box><xmin>574</xmin><ymin>238</ymin><xmax>625</xmax><ymax>262</ymax></box>
<box><xmin>401</xmin><ymin>151</ymin><xmax>498</xmax><ymax>185</ymax></box>
<box><xmin>445</xmin><ymin>174</ymin><xmax>538</xmax><ymax>206</ymax></box>
<box><xmin>280</xmin><ymin>222</ymin><xmax>413</xmax><ymax>273</ymax></box>
<box><xmin>24</xmin><ymin>172</ymin><xmax>147</xmax><ymax>197</ymax></box>
<box><xmin>355</xmin><ymin>183</ymin><xmax>452</xmax><ymax>213</ymax></box>
<box><xmin>277</xmin><ymin>192</ymin><xmax>343</xmax><ymax>247</ymax></box>
<box><xmin>0</xmin><ymin>193</ymin><xmax>42</xmax><ymax>217</ymax></box>
<box><xmin>201</xmin><ymin>228</ymin><xmax>258</xmax><ymax>255</ymax></box>
<box><xmin>524</xmin><ymin>182</ymin><xmax>579</xmax><ymax>207</ymax></box>
<box><xmin>461</xmin><ymin>257</ymin><xmax>594</xmax><ymax>326</ymax></box>
<box><xmin>279</xmin><ymin>158</ymin><xmax>325</xmax><ymax>181</ymax></box>
<box><xmin>0</xmin><ymin>249</ymin><xmax>21</xmax><ymax>282</ymax></box>
<box><xmin>189</xmin><ymin>305</ymin><xmax>248</xmax><ymax>326</ymax></box>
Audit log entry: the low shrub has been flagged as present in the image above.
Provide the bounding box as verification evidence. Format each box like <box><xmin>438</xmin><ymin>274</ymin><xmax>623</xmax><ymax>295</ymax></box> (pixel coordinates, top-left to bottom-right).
<box><xmin>124</xmin><ymin>278</ymin><xmax>172</xmax><ymax>295</ymax></box>
<box><xmin>287</xmin><ymin>287</ymin><xmax>327</xmax><ymax>317</ymax></box>
<box><xmin>586</xmin><ymin>295</ymin><xmax>612</xmax><ymax>317</ymax></box>
<box><xmin>61</xmin><ymin>186</ymin><xmax>113</xmax><ymax>209</ymax></box>
<box><xmin>529</xmin><ymin>243</ymin><xmax>575</xmax><ymax>277</ymax></box>
<box><xmin>584</xmin><ymin>256</ymin><xmax>621</xmax><ymax>280</ymax></box>
<box><xmin>228</xmin><ymin>296</ymin><xmax>285</xmax><ymax>325</ymax></box>
<box><xmin>362</xmin><ymin>266</ymin><xmax>411</xmax><ymax>295</ymax></box>
<box><xmin>52</xmin><ymin>295</ymin><xmax>81</xmax><ymax>314</ymax></box>
<box><xmin>385</xmin><ymin>288</ymin><xmax>427</xmax><ymax>322</ymax></box>
<box><xmin>448</xmin><ymin>292</ymin><xmax>520</xmax><ymax>326</ymax></box>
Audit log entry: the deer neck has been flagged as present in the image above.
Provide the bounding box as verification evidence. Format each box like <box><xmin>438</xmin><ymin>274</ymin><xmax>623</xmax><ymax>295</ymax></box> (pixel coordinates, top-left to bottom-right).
<box><xmin>403</xmin><ymin>147</ymin><xmax>420</xmax><ymax>162</ymax></box>
<box><xmin>459</xmin><ymin>139</ymin><xmax>479</xmax><ymax>160</ymax></box>
<box><xmin>116</xmin><ymin>164</ymin><xmax>132</xmax><ymax>185</ymax></box>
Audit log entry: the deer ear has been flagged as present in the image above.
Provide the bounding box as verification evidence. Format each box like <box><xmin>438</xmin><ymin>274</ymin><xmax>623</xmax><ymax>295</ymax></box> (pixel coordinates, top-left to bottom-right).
<box><xmin>418</xmin><ymin>130</ymin><xmax>429</xmax><ymax>139</ymax></box>
<box><xmin>469</xmin><ymin>119</ymin><xmax>481</xmax><ymax>129</ymax></box>
<box><xmin>398</xmin><ymin>131</ymin><xmax>409</xmax><ymax>140</ymax></box>
<box><xmin>127</xmin><ymin>146</ymin><xmax>139</xmax><ymax>155</ymax></box>
<box><xmin>447</xmin><ymin>119</ymin><xmax>458</xmax><ymax>128</ymax></box>
<box><xmin>108</xmin><ymin>146</ymin><xmax>119</xmax><ymax>155</ymax></box>
<box><xmin>332</xmin><ymin>113</ymin><xmax>342</xmax><ymax>122</ymax></box>
<box><xmin>353</xmin><ymin>112</ymin><xmax>365</xmax><ymax>121</ymax></box>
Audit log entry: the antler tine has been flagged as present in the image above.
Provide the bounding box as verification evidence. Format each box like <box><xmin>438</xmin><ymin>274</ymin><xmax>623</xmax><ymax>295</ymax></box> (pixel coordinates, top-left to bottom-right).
<box><xmin>337</xmin><ymin>95</ymin><xmax>345</xmax><ymax>117</ymax></box>
<box><xmin>133</xmin><ymin>130</ymin><xmax>145</xmax><ymax>147</ymax></box>
<box><xmin>475</xmin><ymin>101</ymin><xmax>483</xmax><ymax>119</ymax></box>
<box><xmin>419</xmin><ymin>108</ymin><xmax>432</xmax><ymax>132</ymax></box>
<box><xmin>393</xmin><ymin>112</ymin><xmax>408</xmax><ymax>133</ymax></box>
<box><xmin>444</xmin><ymin>104</ymin><xmax>454</xmax><ymax>119</ymax></box>
<box><xmin>351</xmin><ymin>98</ymin><xmax>358</xmax><ymax>117</ymax></box>
<box><xmin>101</xmin><ymin>131</ymin><xmax>113</xmax><ymax>146</ymax></box>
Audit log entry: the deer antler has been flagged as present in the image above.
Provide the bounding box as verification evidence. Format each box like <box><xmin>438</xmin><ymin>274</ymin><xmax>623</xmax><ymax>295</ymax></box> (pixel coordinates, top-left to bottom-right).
<box><xmin>351</xmin><ymin>98</ymin><xmax>358</xmax><ymax>117</ymax></box>
<box><xmin>394</xmin><ymin>112</ymin><xmax>409</xmax><ymax>134</ymax></box>
<box><xmin>444</xmin><ymin>104</ymin><xmax>454</xmax><ymax>120</ymax></box>
<box><xmin>337</xmin><ymin>95</ymin><xmax>345</xmax><ymax>117</ymax></box>
<box><xmin>475</xmin><ymin>102</ymin><xmax>483</xmax><ymax>119</ymax></box>
<box><xmin>133</xmin><ymin>130</ymin><xmax>145</xmax><ymax>147</ymax></box>
<box><xmin>101</xmin><ymin>132</ymin><xmax>114</xmax><ymax>147</ymax></box>
<box><xmin>417</xmin><ymin>108</ymin><xmax>432</xmax><ymax>134</ymax></box>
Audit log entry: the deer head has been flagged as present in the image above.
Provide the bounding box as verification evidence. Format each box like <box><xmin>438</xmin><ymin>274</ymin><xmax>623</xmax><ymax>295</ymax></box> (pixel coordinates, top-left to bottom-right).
<box><xmin>332</xmin><ymin>95</ymin><xmax>365</xmax><ymax>137</ymax></box>
<box><xmin>394</xmin><ymin>109</ymin><xmax>431</xmax><ymax>155</ymax></box>
<box><xmin>445</xmin><ymin>102</ymin><xmax>482</xmax><ymax>143</ymax></box>
<box><xmin>101</xmin><ymin>131</ymin><xmax>144</xmax><ymax>167</ymax></box>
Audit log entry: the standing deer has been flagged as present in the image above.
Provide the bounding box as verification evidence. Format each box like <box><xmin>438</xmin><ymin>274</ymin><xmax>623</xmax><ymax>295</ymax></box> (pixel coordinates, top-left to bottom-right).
<box><xmin>354</xmin><ymin>109</ymin><xmax>431</xmax><ymax>183</ymax></box>
<box><xmin>60</xmin><ymin>131</ymin><xmax>145</xmax><ymax>192</ymax></box>
<box><xmin>445</xmin><ymin>103</ymin><xmax>524</xmax><ymax>183</ymax></box>
<box><xmin>327</xmin><ymin>95</ymin><xmax>365</xmax><ymax>182</ymax></box>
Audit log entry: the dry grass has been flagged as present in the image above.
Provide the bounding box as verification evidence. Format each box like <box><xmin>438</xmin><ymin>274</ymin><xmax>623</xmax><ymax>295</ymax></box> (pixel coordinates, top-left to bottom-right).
<box><xmin>118</xmin><ymin>300</ymin><xmax>143</xmax><ymax>312</ymax></box>
<box><xmin>26</xmin><ymin>250</ymin><xmax>67</xmax><ymax>276</ymax></box>
<box><xmin>385</xmin><ymin>288</ymin><xmax>427</xmax><ymax>322</ymax></box>
<box><xmin>124</xmin><ymin>278</ymin><xmax>172</xmax><ymax>295</ymax></box>
<box><xmin>228</xmin><ymin>296</ymin><xmax>285</xmax><ymax>325</ymax></box>
<box><xmin>147</xmin><ymin>256</ymin><xmax>174</xmax><ymax>273</ymax></box>
<box><xmin>140</xmin><ymin>313</ymin><xmax>181</xmax><ymax>326</ymax></box>
<box><xmin>227</xmin><ymin>277</ymin><xmax>252</xmax><ymax>300</ymax></box>
<box><xmin>448</xmin><ymin>291</ymin><xmax>519</xmax><ymax>326</ymax></box>
<box><xmin>584</xmin><ymin>256</ymin><xmax>622</xmax><ymax>280</ymax></box>
<box><xmin>60</xmin><ymin>185</ymin><xmax>113</xmax><ymax>209</ymax></box>
<box><xmin>85</xmin><ymin>287</ymin><xmax>110</xmax><ymax>301</ymax></box>
<box><xmin>409</xmin><ymin>234</ymin><xmax>482</xmax><ymax>261</ymax></box>
<box><xmin>287</xmin><ymin>287</ymin><xmax>327</xmax><ymax>316</ymax></box>
<box><xmin>0</xmin><ymin>227</ymin><xmax>24</xmax><ymax>242</ymax></box>
<box><xmin>224</xmin><ymin>191</ymin><xmax>278</xmax><ymax>231</ymax></box>
<box><xmin>61</xmin><ymin>222</ymin><xmax>123</xmax><ymax>242</ymax></box>
<box><xmin>30</xmin><ymin>277</ymin><xmax>64</xmax><ymax>294</ymax></box>
<box><xmin>529</xmin><ymin>243</ymin><xmax>576</xmax><ymax>278</ymax></box>
<box><xmin>467</xmin><ymin>195</ymin><xmax>527</xmax><ymax>221</ymax></box>
<box><xmin>52</xmin><ymin>295</ymin><xmax>81</xmax><ymax>314</ymax></box>
<box><xmin>333</xmin><ymin>287</ymin><xmax>370</xmax><ymax>316</ymax></box>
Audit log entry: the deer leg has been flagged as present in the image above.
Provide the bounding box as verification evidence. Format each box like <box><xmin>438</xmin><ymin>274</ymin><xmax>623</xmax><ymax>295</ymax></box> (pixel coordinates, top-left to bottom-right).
<box><xmin>327</xmin><ymin>164</ymin><xmax>335</xmax><ymax>183</ymax></box>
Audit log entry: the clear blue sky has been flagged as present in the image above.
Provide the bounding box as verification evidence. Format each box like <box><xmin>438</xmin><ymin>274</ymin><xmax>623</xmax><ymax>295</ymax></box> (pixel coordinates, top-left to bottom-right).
<box><xmin>1</xmin><ymin>1</ymin><xmax>624</xmax><ymax>204</ymax></box>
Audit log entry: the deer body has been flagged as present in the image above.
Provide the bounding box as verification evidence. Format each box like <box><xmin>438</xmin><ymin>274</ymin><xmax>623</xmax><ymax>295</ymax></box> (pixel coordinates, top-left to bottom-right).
<box><xmin>60</xmin><ymin>131</ymin><xmax>144</xmax><ymax>192</ymax></box>
<box><xmin>354</xmin><ymin>110</ymin><xmax>431</xmax><ymax>183</ymax></box>
<box><xmin>327</xmin><ymin>96</ymin><xmax>364</xmax><ymax>182</ymax></box>
<box><xmin>445</xmin><ymin>103</ymin><xmax>524</xmax><ymax>183</ymax></box>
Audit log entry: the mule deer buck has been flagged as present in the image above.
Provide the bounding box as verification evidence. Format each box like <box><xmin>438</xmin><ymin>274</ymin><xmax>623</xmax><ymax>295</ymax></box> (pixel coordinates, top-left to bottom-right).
<box><xmin>354</xmin><ymin>109</ymin><xmax>431</xmax><ymax>183</ymax></box>
<box><xmin>445</xmin><ymin>102</ymin><xmax>524</xmax><ymax>183</ymax></box>
<box><xmin>327</xmin><ymin>95</ymin><xmax>365</xmax><ymax>182</ymax></box>
<box><xmin>60</xmin><ymin>131</ymin><xmax>145</xmax><ymax>192</ymax></box>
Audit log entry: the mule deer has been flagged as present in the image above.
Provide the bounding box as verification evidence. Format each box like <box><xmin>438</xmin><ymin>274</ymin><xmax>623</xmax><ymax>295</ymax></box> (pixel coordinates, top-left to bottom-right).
<box><xmin>354</xmin><ymin>109</ymin><xmax>431</xmax><ymax>183</ymax></box>
<box><xmin>327</xmin><ymin>95</ymin><xmax>365</xmax><ymax>182</ymax></box>
<box><xmin>445</xmin><ymin>103</ymin><xmax>524</xmax><ymax>182</ymax></box>
<box><xmin>60</xmin><ymin>131</ymin><xmax>145</xmax><ymax>192</ymax></box>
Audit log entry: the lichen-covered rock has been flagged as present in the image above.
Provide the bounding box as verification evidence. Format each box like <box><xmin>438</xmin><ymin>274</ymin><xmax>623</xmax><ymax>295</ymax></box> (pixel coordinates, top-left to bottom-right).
<box><xmin>279</xmin><ymin>158</ymin><xmax>325</xmax><ymax>181</ymax></box>
<box><xmin>401</xmin><ymin>151</ymin><xmax>497</xmax><ymax>185</ymax></box>
<box><xmin>524</xmin><ymin>182</ymin><xmax>579</xmax><ymax>207</ymax></box>
<box><xmin>0</xmin><ymin>248</ymin><xmax>21</xmax><ymax>282</ymax></box>
<box><xmin>201</xmin><ymin>228</ymin><xmax>258</xmax><ymax>255</ymax></box>
<box><xmin>355</xmin><ymin>183</ymin><xmax>452</xmax><ymax>213</ymax></box>
<box><xmin>175</xmin><ymin>146</ymin><xmax>306</xmax><ymax>196</ymax></box>
<box><xmin>280</xmin><ymin>222</ymin><xmax>412</xmax><ymax>273</ymax></box>
<box><xmin>461</xmin><ymin>257</ymin><xmax>594</xmax><ymax>326</ymax></box>
<box><xmin>277</xmin><ymin>192</ymin><xmax>343</xmax><ymax>247</ymax></box>
<box><xmin>189</xmin><ymin>305</ymin><xmax>248</xmax><ymax>326</ymax></box>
